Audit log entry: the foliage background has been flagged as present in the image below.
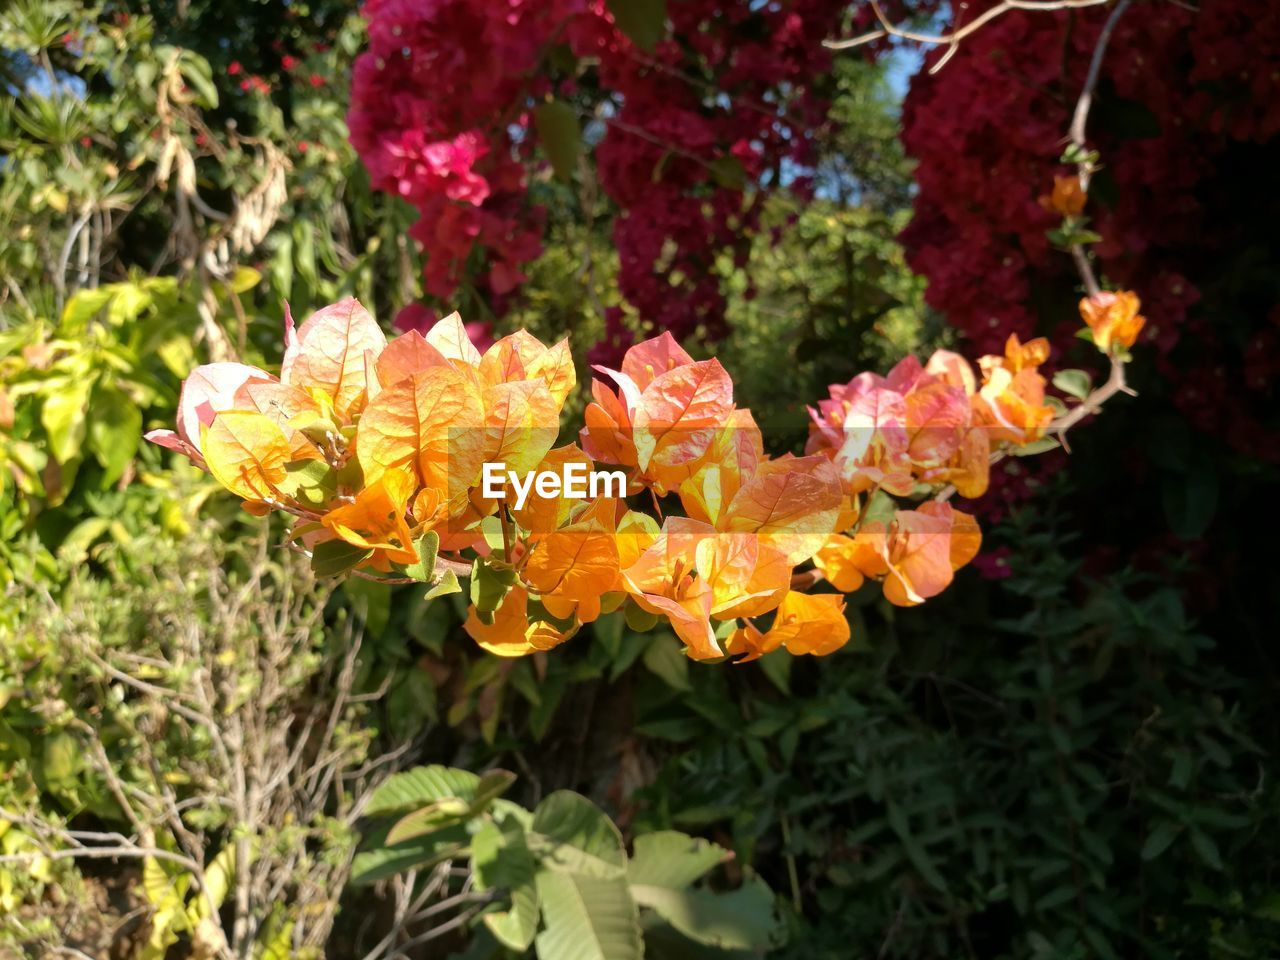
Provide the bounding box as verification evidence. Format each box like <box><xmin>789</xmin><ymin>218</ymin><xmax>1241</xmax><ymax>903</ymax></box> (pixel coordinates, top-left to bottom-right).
<box><xmin>2</xmin><ymin>1</ymin><xmax>1278</xmax><ymax>958</ymax></box>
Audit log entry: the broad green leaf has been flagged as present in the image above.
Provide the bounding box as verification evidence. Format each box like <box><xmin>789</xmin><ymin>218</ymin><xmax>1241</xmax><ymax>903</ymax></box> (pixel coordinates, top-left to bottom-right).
<box><xmin>594</xmin><ymin>611</ymin><xmax>624</xmax><ymax>656</ymax></box>
<box><xmin>606</xmin><ymin>0</ymin><xmax>666</xmax><ymax>53</ymax></box>
<box><xmin>60</xmin><ymin>287</ymin><xmax>114</xmax><ymax>330</ymax></box>
<box><xmin>1141</xmin><ymin>820</ymin><xmax>1179</xmax><ymax>861</ymax></box>
<box><xmin>106</xmin><ymin>283</ymin><xmax>151</xmax><ymax>325</ymax></box>
<box><xmin>229</xmin><ymin>266</ymin><xmax>261</xmax><ymax>294</ymax></box>
<box><xmin>310</xmin><ymin>539</ymin><xmax>373</xmax><ymax>578</ymax></box>
<box><xmin>471</xmin><ymin>557</ymin><xmax>519</xmax><ymax>625</ymax></box>
<box><xmin>404</xmin><ymin>530</ymin><xmax>440</xmax><ymax>582</ymax></box>
<box><xmin>630</xmin><ymin>876</ymin><xmax>785</xmax><ymax>951</ymax></box>
<box><xmin>1052</xmin><ymin>368</ymin><xmax>1092</xmax><ymax>401</ymax></box>
<box><xmin>87</xmin><ymin>384</ymin><xmax>141</xmax><ymax>484</ymax></box>
<box><xmin>1189</xmin><ymin>828</ymin><xmax>1222</xmax><ymax>870</ymax></box>
<box><xmin>642</xmin><ymin>637</ymin><xmax>691</xmax><ymax>692</ymax></box>
<box><xmin>350</xmin><ymin>821</ymin><xmax>471</xmax><ymax>886</ymax></box>
<box><xmin>534</xmin><ymin>100</ymin><xmax>581</xmax><ymax>182</ymax></box>
<box><xmin>178</xmin><ymin>50</ymin><xmax>219</xmax><ymax>108</ymax></box>
<box><xmin>624</xmin><ymin>599</ymin><xmax>660</xmax><ymax>633</ymax></box>
<box><xmin>534</xmin><ymin>870</ymin><xmax>641</xmax><ymax>960</ymax></box>
<box><xmin>626</xmin><ymin>832</ymin><xmax>727</xmax><ymax>890</ymax></box>
<box><xmin>277</xmin><ymin>458</ymin><xmax>339</xmax><ymax>508</ymax></box>
<box><xmin>187</xmin><ymin>844</ymin><xmax>237</xmax><ymax>924</ymax></box>
<box><xmin>386</xmin><ymin>799</ymin><xmax>472</xmax><ymax>845</ymax></box>
<box><xmin>472</xmin><ymin>819</ymin><xmax>540</xmax><ymax>952</ymax></box>
<box><xmin>426</xmin><ymin>569</ymin><xmax>463</xmax><ymax>599</ymax></box>
<box><xmin>41</xmin><ymin>376</ymin><xmax>93</xmax><ymax>464</ymax></box>
<box><xmin>529</xmin><ymin>791</ymin><xmax>626</xmax><ymax>878</ymax></box>
<box><xmin>365</xmin><ymin>765</ymin><xmax>513</xmax><ymax>818</ymax></box>
<box><xmin>366</xmin><ymin>766</ymin><xmax>480</xmax><ymax>817</ymax></box>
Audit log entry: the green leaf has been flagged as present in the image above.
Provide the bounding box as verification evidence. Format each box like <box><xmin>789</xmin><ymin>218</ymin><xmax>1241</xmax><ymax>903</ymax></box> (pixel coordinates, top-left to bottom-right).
<box><xmin>386</xmin><ymin>799</ymin><xmax>472</xmax><ymax>845</ymax></box>
<box><xmin>365</xmin><ymin>765</ymin><xmax>514</xmax><ymax>818</ymax></box>
<box><xmin>1011</xmin><ymin>437</ymin><xmax>1060</xmax><ymax>457</ymax></box>
<box><xmin>887</xmin><ymin>804</ymin><xmax>947</xmax><ymax>892</ymax></box>
<box><xmin>1189</xmin><ymin>829</ymin><xmax>1222</xmax><ymax>870</ymax></box>
<box><xmin>187</xmin><ymin>844</ymin><xmax>237</xmax><ymax>924</ymax></box>
<box><xmin>642</xmin><ymin>633</ymin><xmax>691</xmax><ymax>692</ymax></box>
<box><xmin>594</xmin><ymin>611</ymin><xmax>625</xmax><ymax>657</ymax></box>
<box><xmin>40</xmin><ymin>731</ymin><xmax>80</xmax><ymax>785</ymax></box>
<box><xmin>624</xmin><ymin>598</ymin><xmax>660</xmax><ymax>632</ymax></box>
<box><xmin>529</xmin><ymin>791</ymin><xmax>627</xmax><ymax>878</ymax></box>
<box><xmin>630</xmin><ymin>875</ymin><xmax>784</xmax><ymax>951</ymax></box>
<box><xmin>1052</xmin><ymin>368</ymin><xmax>1093</xmax><ymax>401</ymax></box>
<box><xmin>350</xmin><ymin>821</ymin><xmax>471</xmax><ymax>886</ymax></box>
<box><xmin>534</xmin><ymin>100</ymin><xmax>582</xmax><ymax>182</ymax></box>
<box><xmin>707</xmin><ymin>156</ymin><xmax>746</xmax><ymax>190</ymax></box>
<box><xmin>472</xmin><ymin>819</ymin><xmax>540</xmax><ymax>952</ymax></box>
<box><xmin>471</xmin><ymin>557</ymin><xmax>518</xmax><ymax>624</ymax></box>
<box><xmin>278</xmin><ymin>459</ymin><xmax>338</xmax><ymax>507</ymax></box>
<box><xmin>366</xmin><ymin>766</ymin><xmax>481</xmax><ymax>817</ymax></box>
<box><xmin>41</xmin><ymin>377</ymin><xmax>93</xmax><ymax>464</ymax></box>
<box><xmin>534</xmin><ymin>870</ymin><xmax>642</xmax><ymax>960</ymax></box>
<box><xmin>426</xmin><ymin>569</ymin><xmax>462</xmax><ymax>599</ymax></box>
<box><xmin>87</xmin><ymin>385</ymin><xmax>142</xmax><ymax>485</ymax></box>
<box><xmin>756</xmin><ymin>649</ymin><xmax>791</xmax><ymax>695</ymax></box>
<box><xmin>404</xmin><ymin>530</ymin><xmax>439</xmax><ymax>582</ymax></box>
<box><xmin>178</xmin><ymin>50</ymin><xmax>219</xmax><ymax>108</ymax></box>
<box><xmin>311</xmin><ymin>539</ymin><xmax>373</xmax><ymax>578</ymax></box>
<box><xmin>626</xmin><ymin>832</ymin><xmax>727</xmax><ymax>889</ymax></box>
<box><xmin>228</xmin><ymin>266</ymin><xmax>261</xmax><ymax>294</ymax></box>
<box><xmin>862</xmin><ymin>488</ymin><xmax>897</xmax><ymax>526</ymax></box>
<box><xmin>1140</xmin><ymin>820</ymin><xmax>1179</xmax><ymax>861</ymax></box>
<box><xmin>606</xmin><ymin>0</ymin><xmax>666</xmax><ymax>53</ymax></box>
<box><xmin>60</xmin><ymin>287</ymin><xmax>115</xmax><ymax>330</ymax></box>
<box><xmin>56</xmin><ymin>516</ymin><xmax>110</xmax><ymax>564</ymax></box>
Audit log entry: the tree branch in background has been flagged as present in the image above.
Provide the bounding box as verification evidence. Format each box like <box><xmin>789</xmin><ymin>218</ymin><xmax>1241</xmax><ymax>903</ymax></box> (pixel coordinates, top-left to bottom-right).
<box><xmin>824</xmin><ymin>0</ymin><xmax>1112</xmax><ymax>73</ymax></box>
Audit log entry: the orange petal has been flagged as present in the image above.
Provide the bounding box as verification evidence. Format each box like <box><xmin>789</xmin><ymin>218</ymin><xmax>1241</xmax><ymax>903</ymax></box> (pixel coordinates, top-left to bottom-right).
<box><xmin>280</xmin><ymin>298</ymin><xmax>386</xmax><ymax>418</ymax></box>
<box><xmin>525</xmin><ymin>338</ymin><xmax>577</xmax><ymax>408</ymax></box>
<box><xmin>355</xmin><ymin>365</ymin><xmax>485</xmax><ymax>514</ymax></box>
<box><xmin>482</xmin><ymin>379</ymin><xmax>561</xmax><ymax>477</ymax></box>
<box><xmin>812</xmin><ymin>534</ymin><xmax>867</xmax><ymax>593</ymax></box>
<box><xmin>424</xmin><ymin>310</ymin><xmax>483</xmax><ymax>367</ymax></box>
<box><xmin>621</xmin><ymin>331</ymin><xmax>694</xmax><ymax>391</ymax></box>
<box><xmin>463</xmin><ymin>584</ymin><xmax>577</xmax><ymax>656</ymax></box>
<box><xmin>633</xmin><ymin>359</ymin><xmax>734</xmax><ymax>477</ymax></box>
<box><xmin>178</xmin><ymin>361</ymin><xmax>276</xmax><ymax>455</ymax></box>
<box><xmin>721</xmin><ymin>456</ymin><xmax>843</xmax><ymax>565</ymax></box>
<box><xmin>321</xmin><ymin>468</ymin><xmax>417</xmax><ymax>565</ymax></box>
<box><xmin>202</xmin><ymin>410</ymin><xmax>292</xmax><ymax>503</ymax></box>
<box><xmin>764</xmin><ymin>592</ymin><xmax>850</xmax><ymax>657</ymax></box>
<box><xmin>376</xmin><ymin>330</ymin><xmax>452</xmax><ymax>388</ymax></box>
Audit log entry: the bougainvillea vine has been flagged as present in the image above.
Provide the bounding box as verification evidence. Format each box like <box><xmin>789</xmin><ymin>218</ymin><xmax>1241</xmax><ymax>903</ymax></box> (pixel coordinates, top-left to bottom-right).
<box><xmin>147</xmin><ymin>287</ymin><xmax>1141</xmax><ymax>662</ymax></box>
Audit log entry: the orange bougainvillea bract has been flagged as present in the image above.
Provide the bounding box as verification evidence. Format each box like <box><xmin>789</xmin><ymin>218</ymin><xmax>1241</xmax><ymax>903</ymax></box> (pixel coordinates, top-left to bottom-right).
<box><xmin>148</xmin><ymin>294</ymin><xmax>1142</xmax><ymax>663</ymax></box>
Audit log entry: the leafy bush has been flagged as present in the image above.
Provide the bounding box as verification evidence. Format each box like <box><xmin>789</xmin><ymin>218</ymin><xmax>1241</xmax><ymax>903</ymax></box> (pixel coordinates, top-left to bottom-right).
<box><xmin>349</xmin><ymin>767</ymin><xmax>786</xmax><ymax>959</ymax></box>
<box><xmin>1</xmin><ymin>524</ymin><xmax>381</xmax><ymax>956</ymax></box>
<box><xmin>617</xmin><ymin>494</ymin><xmax>1280</xmax><ymax>959</ymax></box>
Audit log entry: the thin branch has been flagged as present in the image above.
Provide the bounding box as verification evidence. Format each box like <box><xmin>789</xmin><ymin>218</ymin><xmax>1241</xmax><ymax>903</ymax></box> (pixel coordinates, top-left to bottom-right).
<box><xmin>1065</xmin><ymin>0</ymin><xmax>1133</xmax><ymax>297</ymax></box>
<box><xmin>824</xmin><ymin>0</ymin><xmax>1111</xmax><ymax>76</ymax></box>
